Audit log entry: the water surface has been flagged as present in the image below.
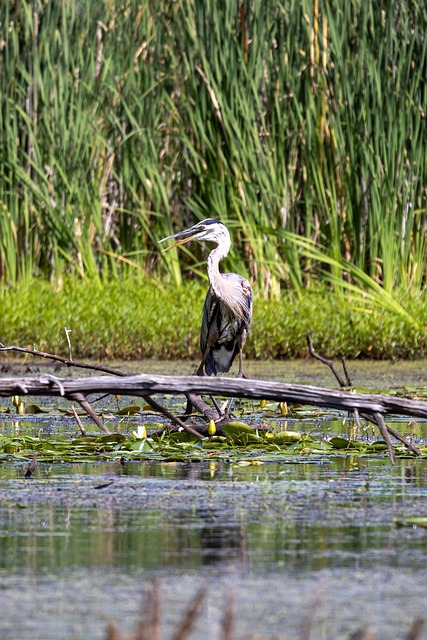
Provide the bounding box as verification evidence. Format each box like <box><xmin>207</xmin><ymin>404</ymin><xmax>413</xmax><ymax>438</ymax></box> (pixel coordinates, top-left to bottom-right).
<box><xmin>1</xmin><ymin>360</ymin><xmax>427</xmax><ymax>639</ymax></box>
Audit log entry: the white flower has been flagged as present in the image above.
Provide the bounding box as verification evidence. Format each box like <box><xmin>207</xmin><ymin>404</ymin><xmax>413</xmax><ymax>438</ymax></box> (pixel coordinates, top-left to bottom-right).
<box><xmin>132</xmin><ymin>425</ymin><xmax>147</xmax><ymax>440</ymax></box>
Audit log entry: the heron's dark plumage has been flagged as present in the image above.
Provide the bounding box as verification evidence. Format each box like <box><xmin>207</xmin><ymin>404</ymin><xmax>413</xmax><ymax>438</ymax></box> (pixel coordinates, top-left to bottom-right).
<box><xmin>201</xmin><ymin>273</ymin><xmax>252</xmax><ymax>375</ymax></box>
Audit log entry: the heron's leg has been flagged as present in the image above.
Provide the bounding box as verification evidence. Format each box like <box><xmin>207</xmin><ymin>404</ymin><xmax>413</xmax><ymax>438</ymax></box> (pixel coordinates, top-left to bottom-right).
<box><xmin>236</xmin><ymin>345</ymin><xmax>248</xmax><ymax>378</ymax></box>
<box><xmin>196</xmin><ymin>343</ymin><xmax>227</xmax><ymax>414</ymax></box>
<box><xmin>237</xmin><ymin>347</ymin><xmax>244</xmax><ymax>378</ymax></box>
<box><xmin>196</xmin><ymin>350</ymin><xmax>223</xmax><ymax>413</ymax></box>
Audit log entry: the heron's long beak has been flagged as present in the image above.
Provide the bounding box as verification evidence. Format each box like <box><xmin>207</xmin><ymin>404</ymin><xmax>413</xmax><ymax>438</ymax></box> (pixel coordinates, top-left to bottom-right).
<box><xmin>158</xmin><ymin>227</ymin><xmax>198</xmax><ymax>252</ymax></box>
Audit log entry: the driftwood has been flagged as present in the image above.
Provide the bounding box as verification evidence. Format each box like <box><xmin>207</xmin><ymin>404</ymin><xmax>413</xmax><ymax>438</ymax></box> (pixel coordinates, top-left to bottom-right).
<box><xmin>1</xmin><ymin>372</ymin><xmax>427</xmax><ymax>420</ymax></box>
<box><xmin>0</xmin><ymin>370</ymin><xmax>426</xmax><ymax>455</ymax></box>
<box><xmin>0</xmin><ymin>343</ymin><xmax>425</xmax><ymax>463</ymax></box>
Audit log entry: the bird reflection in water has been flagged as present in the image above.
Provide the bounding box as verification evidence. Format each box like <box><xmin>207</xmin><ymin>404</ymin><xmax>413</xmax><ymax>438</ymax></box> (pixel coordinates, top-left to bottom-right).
<box><xmin>184</xmin><ymin>461</ymin><xmax>247</xmax><ymax>569</ymax></box>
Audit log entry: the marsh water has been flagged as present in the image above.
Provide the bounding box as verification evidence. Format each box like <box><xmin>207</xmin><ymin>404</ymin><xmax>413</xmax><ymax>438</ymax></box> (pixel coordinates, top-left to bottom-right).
<box><xmin>1</xmin><ymin>360</ymin><xmax>427</xmax><ymax>639</ymax></box>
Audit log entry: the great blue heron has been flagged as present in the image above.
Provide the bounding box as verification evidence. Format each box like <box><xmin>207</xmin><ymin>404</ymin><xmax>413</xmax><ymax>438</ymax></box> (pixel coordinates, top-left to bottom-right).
<box><xmin>159</xmin><ymin>218</ymin><xmax>253</xmax><ymax>377</ymax></box>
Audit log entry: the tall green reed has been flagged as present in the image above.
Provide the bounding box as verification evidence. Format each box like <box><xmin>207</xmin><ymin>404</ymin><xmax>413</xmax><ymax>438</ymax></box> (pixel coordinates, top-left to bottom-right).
<box><xmin>0</xmin><ymin>0</ymin><xmax>426</xmax><ymax>313</ymax></box>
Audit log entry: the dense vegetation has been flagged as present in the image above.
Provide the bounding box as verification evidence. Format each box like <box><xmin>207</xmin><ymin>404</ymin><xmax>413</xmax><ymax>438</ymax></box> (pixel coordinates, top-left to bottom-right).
<box><xmin>1</xmin><ymin>1</ymin><xmax>426</xmax><ymax>295</ymax></box>
<box><xmin>1</xmin><ymin>278</ymin><xmax>426</xmax><ymax>360</ymax></box>
<box><xmin>1</xmin><ymin>1</ymin><xmax>426</xmax><ymax>360</ymax></box>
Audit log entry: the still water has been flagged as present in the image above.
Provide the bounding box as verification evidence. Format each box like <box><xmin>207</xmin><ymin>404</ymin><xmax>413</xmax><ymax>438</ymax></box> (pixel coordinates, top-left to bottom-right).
<box><xmin>0</xmin><ymin>360</ymin><xmax>427</xmax><ymax>639</ymax></box>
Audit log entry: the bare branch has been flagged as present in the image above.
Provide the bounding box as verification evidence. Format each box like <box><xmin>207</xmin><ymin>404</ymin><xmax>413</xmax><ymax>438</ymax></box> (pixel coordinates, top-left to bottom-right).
<box><xmin>66</xmin><ymin>392</ymin><xmax>111</xmax><ymax>435</ymax></box>
<box><xmin>0</xmin><ymin>344</ymin><xmax>123</xmax><ymax>376</ymax></box>
<box><xmin>372</xmin><ymin>412</ymin><xmax>396</xmax><ymax>465</ymax></box>
<box><xmin>341</xmin><ymin>356</ymin><xmax>352</xmax><ymax>386</ymax></box>
<box><xmin>71</xmin><ymin>405</ymin><xmax>87</xmax><ymax>436</ymax></box>
<box><xmin>40</xmin><ymin>374</ymin><xmax>65</xmax><ymax>396</ymax></box>
<box><xmin>144</xmin><ymin>395</ymin><xmax>205</xmax><ymax>440</ymax></box>
<box><xmin>306</xmin><ymin>332</ymin><xmax>348</xmax><ymax>387</ymax></box>
<box><xmin>385</xmin><ymin>424</ymin><xmax>421</xmax><ymax>456</ymax></box>
<box><xmin>305</xmin><ymin>334</ymin><xmax>423</xmax><ymax>463</ymax></box>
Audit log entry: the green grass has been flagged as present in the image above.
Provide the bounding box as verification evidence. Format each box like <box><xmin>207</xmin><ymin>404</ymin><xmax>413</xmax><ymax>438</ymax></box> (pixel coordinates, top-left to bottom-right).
<box><xmin>1</xmin><ymin>277</ymin><xmax>426</xmax><ymax>360</ymax></box>
<box><xmin>1</xmin><ymin>0</ymin><xmax>426</xmax><ymax>299</ymax></box>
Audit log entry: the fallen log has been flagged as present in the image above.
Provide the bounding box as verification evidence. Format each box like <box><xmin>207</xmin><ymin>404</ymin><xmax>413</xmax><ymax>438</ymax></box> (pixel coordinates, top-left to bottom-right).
<box><xmin>1</xmin><ymin>345</ymin><xmax>424</xmax><ymax>465</ymax></box>
<box><xmin>0</xmin><ymin>372</ymin><xmax>426</xmax><ymax>420</ymax></box>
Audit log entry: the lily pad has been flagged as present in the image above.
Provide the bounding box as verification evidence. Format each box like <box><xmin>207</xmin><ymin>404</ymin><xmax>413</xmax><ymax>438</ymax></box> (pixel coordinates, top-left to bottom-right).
<box><xmin>271</xmin><ymin>431</ymin><xmax>302</xmax><ymax>445</ymax></box>
<box><xmin>114</xmin><ymin>405</ymin><xmax>141</xmax><ymax>415</ymax></box>
<box><xmin>223</xmin><ymin>421</ymin><xmax>256</xmax><ymax>436</ymax></box>
<box><xmin>395</xmin><ymin>516</ymin><xmax>427</xmax><ymax>529</ymax></box>
<box><xmin>25</xmin><ymin>404</ymin><xmax>50</xmax><ymax>414</ymax></box>
<box><xmin>329</xmin><ymin>436</ymin><xmax>355</xmax><ymax>449</ymax></box>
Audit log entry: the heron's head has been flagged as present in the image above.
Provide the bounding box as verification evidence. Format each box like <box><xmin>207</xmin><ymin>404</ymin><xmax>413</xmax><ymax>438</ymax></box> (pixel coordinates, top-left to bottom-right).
<box><xmin>159</xmin><ymin>218</ymin><xmax>230</xmax><ymax>252</ymax></box>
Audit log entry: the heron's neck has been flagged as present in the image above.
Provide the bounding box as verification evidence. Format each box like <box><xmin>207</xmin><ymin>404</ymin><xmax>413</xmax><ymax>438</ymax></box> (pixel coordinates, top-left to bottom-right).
<box><xmin>207</xmin><ymin>239</ymin><xmax>230</xmax><ymax>295</ymax></box>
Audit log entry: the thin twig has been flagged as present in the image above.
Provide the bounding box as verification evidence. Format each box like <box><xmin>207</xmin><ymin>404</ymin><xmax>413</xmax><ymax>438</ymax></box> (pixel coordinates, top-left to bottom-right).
<box><xmin>64</xmin><ymin>327</ymin><xmax>73</xmax><ymax>360</ymax></box>
<box><xmin>0</xmin><ymin>345</ymin><xmax>123</xmax><ymax>375</ymax></box>
<box><xmin>341</xmin><ymin>356</ymin><xmax>352</xmax><ymax>386</ymax></box>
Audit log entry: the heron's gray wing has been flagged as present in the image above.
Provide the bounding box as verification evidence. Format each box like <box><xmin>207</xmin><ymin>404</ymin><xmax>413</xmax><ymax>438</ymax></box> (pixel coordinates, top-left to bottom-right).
<box><xmin>200</xmin><ymin>286</ymin><xmax>218</xmax><ymax>357</ymax></box>
<box><xmin>221</xmin><ymin>272</ymin><xmax>253</xmax><ymax>324</ymax></box>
